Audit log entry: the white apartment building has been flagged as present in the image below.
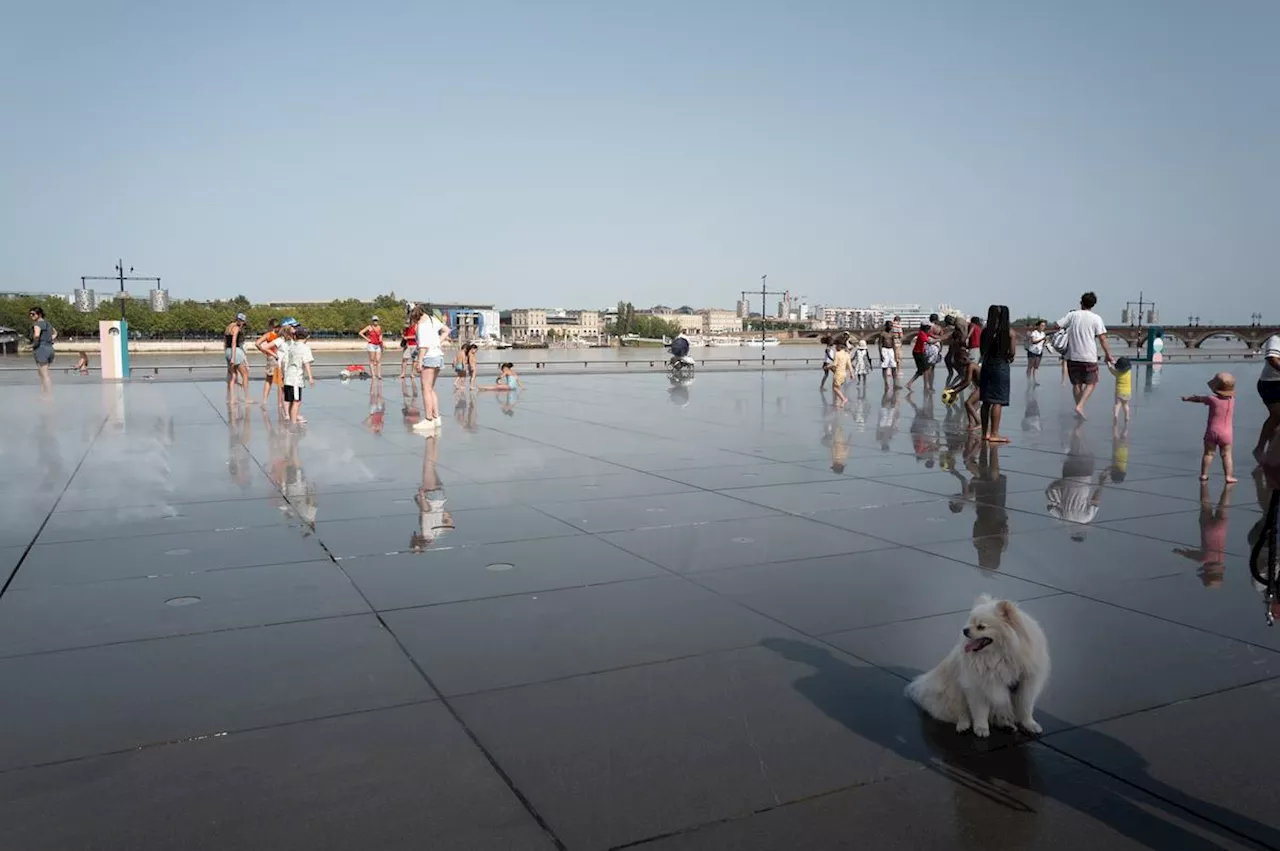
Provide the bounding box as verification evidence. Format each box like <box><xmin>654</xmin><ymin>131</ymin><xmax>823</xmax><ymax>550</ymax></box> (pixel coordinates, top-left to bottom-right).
<box><xmin>700</xmin><ymin>309</ymin><xmax>742</xmax><ymax>335</ymax></box>
<box><xmin>511</xmin><ymin>308</ymin><xmax>602</xmax><ymax>340</ymax></box>
<box><xmin>817</xmin><ymin>306</ymin><xmax>884</xmax><ymax>330</ymax></box>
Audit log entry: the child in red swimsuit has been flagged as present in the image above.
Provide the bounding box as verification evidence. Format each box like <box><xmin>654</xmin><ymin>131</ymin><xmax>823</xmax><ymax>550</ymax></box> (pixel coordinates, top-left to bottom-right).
<box><xmin>1182</xmin><ymin>372</ymin><xmax>1237</xmax><ymax>483</ymax></box>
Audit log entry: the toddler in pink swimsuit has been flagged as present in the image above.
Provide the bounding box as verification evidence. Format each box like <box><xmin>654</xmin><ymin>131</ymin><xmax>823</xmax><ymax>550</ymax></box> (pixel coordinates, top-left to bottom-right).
<box><xmin>1182</xmin><ymin>372</ymin><xmax>1237</xmax><ymax>483</ymax></box>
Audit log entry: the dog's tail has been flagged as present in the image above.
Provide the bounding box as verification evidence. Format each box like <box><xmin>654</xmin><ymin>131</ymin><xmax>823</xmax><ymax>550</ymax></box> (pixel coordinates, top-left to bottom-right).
<box><xmin>904</xmin><ymin>666</ymin><xmax>957</xmax><ymax>723</ymax></box>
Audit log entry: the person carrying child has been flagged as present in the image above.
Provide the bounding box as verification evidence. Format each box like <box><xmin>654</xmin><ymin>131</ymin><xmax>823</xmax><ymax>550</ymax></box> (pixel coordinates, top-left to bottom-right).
<box><xmin>1182</xmin><ymin>372</ymin><xmax>1237</xmax><ymax>483</ymax></box>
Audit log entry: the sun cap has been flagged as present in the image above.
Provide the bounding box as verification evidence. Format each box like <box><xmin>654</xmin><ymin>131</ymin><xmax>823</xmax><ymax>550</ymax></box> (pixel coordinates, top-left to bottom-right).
<box><xmin>235</xmin><ymin>312</ymin><xmax>247</xmax><ymax>322</ymax></box>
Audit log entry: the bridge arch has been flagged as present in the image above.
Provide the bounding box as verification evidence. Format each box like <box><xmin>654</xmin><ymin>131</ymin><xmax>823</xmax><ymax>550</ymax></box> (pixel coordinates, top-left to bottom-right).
<box><xmin>1189</xmin><ymin>330</ymin><xmax>1249</xmax><ymax>349</ymax></box>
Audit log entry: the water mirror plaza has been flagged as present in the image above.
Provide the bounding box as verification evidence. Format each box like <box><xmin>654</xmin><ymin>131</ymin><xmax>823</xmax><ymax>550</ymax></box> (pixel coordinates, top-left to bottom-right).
<box><xmin>2</xmin><ymin>362</ymin><xmax>1279</xmax><ymax>850</ymax></box>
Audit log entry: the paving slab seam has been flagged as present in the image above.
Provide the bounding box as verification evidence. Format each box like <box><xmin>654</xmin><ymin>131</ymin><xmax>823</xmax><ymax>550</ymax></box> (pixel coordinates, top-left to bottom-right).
<box><xmin>604</xmin><ymin>766</ymin><xmax>939</xmax><ymax>851</ymax></box>
<box><xmin>0</xmin><ymin>411</ymin><xmax>110</xmax><ymax>600</ymax></box>
<box><xmin>0</xmin><ymin>698</ymin><xmax>440</xmax><ymax>776</ymax></box>
<box><xmin>261</xmin><ymin>431</ymin><xmax>573</xmax><ymax>851</ymax></box>
<box><xmin>0</xmin><ymin>610</ymin><xmax>373</xmax><ymax>662</ymax></box>
<box><xmin>30</xmin><ymin>518</ymin><xmax>310</xmax><ymax>546</ymax></box>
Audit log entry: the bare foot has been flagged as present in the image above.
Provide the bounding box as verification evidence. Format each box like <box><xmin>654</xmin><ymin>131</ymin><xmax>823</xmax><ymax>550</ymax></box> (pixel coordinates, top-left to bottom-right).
<box><xmin>1226</xmin><ymin>477</ymin><xmax>1239</xmax><ymax>484</ymax></box>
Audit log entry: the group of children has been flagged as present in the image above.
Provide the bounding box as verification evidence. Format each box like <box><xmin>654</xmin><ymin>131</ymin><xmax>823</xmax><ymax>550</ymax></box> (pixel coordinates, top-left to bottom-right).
<box><xmin>820</xmin><ymin>337</ymin><xmax>874</xmax><ymax>406</ymax></box>
<box><xmin>254</xmin><ymin>317</ymin><xmax>315</xmax><ymax>424</ymax></box>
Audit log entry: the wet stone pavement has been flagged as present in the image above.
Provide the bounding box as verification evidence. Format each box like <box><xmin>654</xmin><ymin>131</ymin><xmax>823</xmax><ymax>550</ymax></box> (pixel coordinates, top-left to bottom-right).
<box><xmin>1</xmin><ymin>363</ymin><xmax>1279</xmax><ymax>850</ymax></box>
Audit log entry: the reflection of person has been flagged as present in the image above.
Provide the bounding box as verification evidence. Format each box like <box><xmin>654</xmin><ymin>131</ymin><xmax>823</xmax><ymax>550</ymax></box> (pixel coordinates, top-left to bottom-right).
<box><xmin>828</xmin><ymin>414</ymin><xmax>849</xmax><ymax>474</ymax></box>
<box><xmin>1109</xmin><ymin>420</ymin><xmax>1129</xmax><ymax>482</ymax></box>
<box><xmin>971</xmin><ymin>443</ymin><xmax>1009</xmax><ymax>569</ymax></box>
<box><xmin>1021</xmin><ymin>384</ymin><xmax>1042</xmax><ymax>433</ymax></box>
<box><xmin>876</xmin><ymin>388</ymin><xmax>900</xmax><ymax>451</ymax></box>
<box><xmin>1174</xmin><ymin>482</ymin><xmax>1232</xmax><ymax>588</ymax></box>
<box><xmin>1182</xmin><ymin>372</ymin><xmax>1237</xmax><ymax>483</ymax></box>
<box><xmin>73</xmin><ymin>351</ymin><xmax>89</xmax><ymax>374</ymax></box>
<box><xmin>1046</xmin><ymin>423</ymin><xmax>1105</xmax><ymax>529</ymax></box>
<box><xmin>906</xmin><ymin>393</ymin><xmax>938</xmax><ymax>467</ymax></box>
<box><xmin>410</xmin><ymin>434</ymin><xmax>453</xmax><ymax>552</ymax></box>
<box><xmin>365</xmin><ymin>380</ymin><xmax>385</xmax><ymax>435</ymax></box>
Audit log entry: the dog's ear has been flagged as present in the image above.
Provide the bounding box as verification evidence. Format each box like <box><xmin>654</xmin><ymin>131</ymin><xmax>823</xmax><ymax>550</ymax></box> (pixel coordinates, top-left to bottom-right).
<box><xmin>995</xmin><ymin>600</ymin><xmax>1020</xmax><ymax>623</ymax></box>
<box><xmin>975</xmin><ymin>593</ymin><xmax>994</xmax><ymax>606</ymax></box>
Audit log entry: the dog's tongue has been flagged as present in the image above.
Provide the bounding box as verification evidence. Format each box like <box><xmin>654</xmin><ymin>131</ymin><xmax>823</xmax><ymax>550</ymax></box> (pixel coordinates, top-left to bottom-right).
<box><xmin>964</xmin><ymin>638</ymin><xmax>986</xmax><ymax>653</ymax></box>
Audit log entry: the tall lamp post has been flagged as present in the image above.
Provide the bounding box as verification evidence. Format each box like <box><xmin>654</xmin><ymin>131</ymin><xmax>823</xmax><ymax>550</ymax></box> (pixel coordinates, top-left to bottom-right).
<box><xmin>740</xmin><ymin>275</ymin><xmax>787</xmax><ymax>367</ymax></box>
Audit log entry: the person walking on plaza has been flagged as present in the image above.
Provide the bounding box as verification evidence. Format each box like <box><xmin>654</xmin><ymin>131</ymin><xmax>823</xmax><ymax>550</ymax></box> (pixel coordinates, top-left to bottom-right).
<box><xmin>225</xmin><ymin>313</ymin><xmax>249</xmax><ymax>399</ymax></box>
<box><xmin>1109</xmin><ymin>356</ymin><xmax>1133</xmax><ymax>430</ymax></box>
<box><xmin>978</xmin><ymin>305</ymin><xmax>1015</xmax><ymax>443</ymax></box>
<box><xmin>819</xmin><ymin>335</ymin><xmax>835</xmax><ymax>390</ymax></box>
<box><xmin>830</xmin><ymin>341</ymin><xmax>852</xmax><ymax>407</ymax></box>
<box><xmin>869</xmin><ymin>321</ymin><xmax>900</xmax><ymax>391</ymax></box>
<box><xmin>904</xmin><ymin>322</ymin><xmax>936</xmax><ymax>393</ymax></box>
<box><xmin>280</xmin><ymin>326</ymin><xmax>316</xmax><ymax>425</ymax></box>
<box><xmin>28</xmin><ymin>306</ymin><xmax>56</xmax><ymax>394</ymax></box>
<box><xmin>1253</xmin><ymin>331</ymin><xmax>1280</xmax><ymax>467</ymax></box>
<box><xmin>943</xmin><ymin>314</ymin><xmax>971</xmax><ymax>392</ymax></box>
<box><xmin>358</xmin><ymin>315</ymin><xmax>385</xmax><ymax>380</ymax></box>
<box><xmin>852</xmin><ymin>339</ymin><xmax>871</xmax><ymax>388</ymax></box>
<box><xmin>255</xmin><ymin>318</ymin><xmax>284</xmax><ymax>411</ymax></box>
<box><xmin>1056</xmin><ymin>291</ymin><xmax>1113</xmax><ymax>419</ymax></box>
<box><xmin>412</xmin><ymin>305</ymin><xmax>450</xmax><ymax>431</ymax></box>
<box><xmin>1025</xmin><ymin>320</ymin><xmax>1047</xmax><ymax>384</ymax></box>
<box><xmin>1183</xmin><ymin>372</ymin><xmax>1238</xmax><ymax>483</ymax></box>
<box><xmin>399</xmin><ymin>315</ymin><xmax>418</xmax><ymax>380</ymax></box>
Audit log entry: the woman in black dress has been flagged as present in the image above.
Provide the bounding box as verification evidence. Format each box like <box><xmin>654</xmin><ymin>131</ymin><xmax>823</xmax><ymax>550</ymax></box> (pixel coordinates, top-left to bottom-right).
<box><xmin>978</xmin><ymin>304</ymin><xmax>1016</xmax><ymax>443</ymax></box>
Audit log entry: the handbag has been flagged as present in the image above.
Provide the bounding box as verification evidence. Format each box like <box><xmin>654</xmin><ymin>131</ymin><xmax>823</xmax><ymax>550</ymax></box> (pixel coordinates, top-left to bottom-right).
<box><xmin>1051</xmin><ymin>317</ymin><xmax>1070</xmax><ymax>353</ymax></box>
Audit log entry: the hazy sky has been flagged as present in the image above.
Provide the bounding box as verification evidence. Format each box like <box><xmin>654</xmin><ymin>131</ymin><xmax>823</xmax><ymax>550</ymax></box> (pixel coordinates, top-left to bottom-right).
<box><xmin>3</xmin><ymin>0</ymin><xmax>1277</xmax><ymax>322</ymax></box>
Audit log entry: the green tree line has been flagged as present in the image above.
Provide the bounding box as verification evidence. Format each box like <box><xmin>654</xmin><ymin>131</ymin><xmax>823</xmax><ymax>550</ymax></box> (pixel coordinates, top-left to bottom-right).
<box><xmin>0</xmin><ymin>293</ymin><xmax>407</xmax><ymax>338</ymax></box>
<box><xmin>605</xmin><ymin>301</ymin><xmax>682</xmax><ymax>339</ymax></box>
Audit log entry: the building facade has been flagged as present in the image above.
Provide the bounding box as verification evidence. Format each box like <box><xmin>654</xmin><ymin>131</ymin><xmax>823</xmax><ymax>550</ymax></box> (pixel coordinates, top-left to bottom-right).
<box><xmin>505</xmin><ymin>308</ymin><xmax>601</xmax><ymax>341</ymax></box>
<box><xmin>699</xmin><ymin>309</ymin><xmax>741</xmax><ymax>335</ymax></box>
<box><xmin>816</xmin><ymin>306</ymin><xmax>884</xmax><ymax>330</ymax></box>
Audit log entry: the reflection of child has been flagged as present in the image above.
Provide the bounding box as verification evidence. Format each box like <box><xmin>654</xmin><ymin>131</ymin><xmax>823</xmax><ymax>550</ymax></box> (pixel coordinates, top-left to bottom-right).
<box><xmin>74</xmin><ymin>351</ymin><xmax>89</xmax><ymax>374</ymax></box>
<box><xmin>1109</xmin><ymin>422</ymin><xmax>1129</xmax><ymax>482</ymax></box>
<box><xmin>1174</xmin><ymin>482</ymin><xmax>1231</xmax><ymax>587</ymax></box>
<box><xmin>1109</xmin><ymin>356</ymin><xmax>1133</xmax><ymax>428</ymax></box>
<box><xmin>1182</xmin><ymin>372</ymin><xmax>1237</xmax><ymax>483</ymax></box>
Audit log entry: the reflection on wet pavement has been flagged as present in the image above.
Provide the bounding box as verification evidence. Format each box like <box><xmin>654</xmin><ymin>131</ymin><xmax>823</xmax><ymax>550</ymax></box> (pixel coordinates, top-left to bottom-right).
<box><xmin>1</xmin><ymin>364</ymin><xmax>1279</xmax><ymax>850</ymax></box>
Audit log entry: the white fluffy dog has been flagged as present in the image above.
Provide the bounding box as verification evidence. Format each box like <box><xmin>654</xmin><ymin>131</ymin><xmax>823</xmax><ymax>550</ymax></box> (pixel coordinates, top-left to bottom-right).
<box><xmin>905</xmin><ymin>595</ymin><xmax>1050</xmax><ymax>737</ymax></box>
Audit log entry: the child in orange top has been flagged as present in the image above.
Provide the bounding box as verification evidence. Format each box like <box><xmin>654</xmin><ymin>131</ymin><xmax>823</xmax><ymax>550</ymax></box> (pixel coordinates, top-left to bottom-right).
<box><xmin>1182</xmin><ymin>372</ymin><xmax>1237</xmax><ymax>483</ymax></box>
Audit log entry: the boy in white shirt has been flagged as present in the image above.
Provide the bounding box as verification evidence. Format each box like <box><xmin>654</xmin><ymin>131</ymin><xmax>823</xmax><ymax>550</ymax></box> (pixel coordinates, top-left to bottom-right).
<box><xmin>281</xmin><ymin>326</ymin><xmax>315</xmax><ymax>424</ymax></box>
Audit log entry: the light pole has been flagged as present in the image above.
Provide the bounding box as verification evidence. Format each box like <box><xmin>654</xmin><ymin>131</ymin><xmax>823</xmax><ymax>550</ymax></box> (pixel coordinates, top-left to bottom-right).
<box><xmin>81</xmin><ymin>260</ymin><xmax>160</xmax><ymax>322</ymax></box>
<box><xmin>741</xmin><ymin>275</ymin><xmax>787</xmax><ymax>367</ymax></box>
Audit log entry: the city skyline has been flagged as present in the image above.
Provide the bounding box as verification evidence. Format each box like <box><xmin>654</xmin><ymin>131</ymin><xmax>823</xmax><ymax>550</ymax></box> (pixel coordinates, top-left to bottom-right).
<box><xmin>3</xmin><ymin>2</ymin><xmax>1277</xmax><ymax>321</ymax></box>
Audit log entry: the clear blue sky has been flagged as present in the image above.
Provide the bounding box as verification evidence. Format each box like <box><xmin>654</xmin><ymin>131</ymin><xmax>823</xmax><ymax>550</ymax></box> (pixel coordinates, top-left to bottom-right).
<box><xmin>3</xmin><ymin>0</ymin><xmax>1277</xmax><ymax>323</ymax></box>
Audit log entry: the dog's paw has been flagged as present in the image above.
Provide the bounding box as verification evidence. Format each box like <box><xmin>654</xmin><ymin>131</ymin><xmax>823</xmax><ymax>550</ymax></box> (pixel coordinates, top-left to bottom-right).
<box><xmin>955</xmin><ymin>718</ymin><xmax>971</xmax><ymax>733</ymax></box>
<box><xmin>1020</xmin><ymin>718</ymin><xmax>1043</xmax><ymax>735</ymax></box>
<box><xmin>973</xmin><ymin>723</ymin><xmax>990</xmax><ymax>738</ymax></box>
<box><xmin>993</xmin><ymin>713</ymin><xmax>1017</xmax><ymax>731</ymax></box>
